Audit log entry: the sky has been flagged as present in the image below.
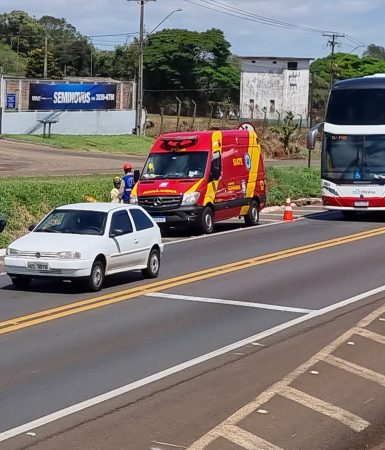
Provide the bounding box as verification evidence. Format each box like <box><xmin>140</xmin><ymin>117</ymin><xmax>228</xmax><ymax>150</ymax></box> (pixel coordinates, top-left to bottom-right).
<box><xmin>0</xmin><ymin>0</ymin><xmax>384</xmax><ymax>59</ymax></box>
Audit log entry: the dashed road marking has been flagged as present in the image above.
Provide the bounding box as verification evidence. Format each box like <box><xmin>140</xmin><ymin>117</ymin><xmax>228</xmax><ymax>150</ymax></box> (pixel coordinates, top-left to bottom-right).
<box><xmin>325</xmin><ymin>354</ymin><xmax>385</xmax><ymax>387</ymax></box>
<box><xmin>146</xmin><ymin>292</ymin><xmax>314</xmax><ymax>314</ymax></box>
<box><xmin>214</xmin><ymin>425</ymin><xmax>283</xmax><ymax>450</ymax></box>
<box><xmin>186</xmin><ymin>303</ymin><xmax>385</xmax><ymax>449</ymax></box>
<box><xmin>281</xmin><ymin>386</ymin><xmax>370</xmax><ymax>432</ymax></box>
<box><xmin>354</xmin><ymin>327</ymin><xmax>385</xmax><ymax>345</ymax></box>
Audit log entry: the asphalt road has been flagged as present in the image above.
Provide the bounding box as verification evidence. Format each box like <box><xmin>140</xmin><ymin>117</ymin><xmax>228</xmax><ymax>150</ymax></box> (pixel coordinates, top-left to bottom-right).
<box><xmin>1</xmin><ymin>208</ymin><xmax>385</xmax><ymax>449</ymax></box>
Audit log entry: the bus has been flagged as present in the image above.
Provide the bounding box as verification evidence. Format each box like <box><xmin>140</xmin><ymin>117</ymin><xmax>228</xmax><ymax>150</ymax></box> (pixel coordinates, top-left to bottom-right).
<box><xmin>307</xmin><ymin>74</ymin><xmax>385</xmax><ymax>217</ymax></box>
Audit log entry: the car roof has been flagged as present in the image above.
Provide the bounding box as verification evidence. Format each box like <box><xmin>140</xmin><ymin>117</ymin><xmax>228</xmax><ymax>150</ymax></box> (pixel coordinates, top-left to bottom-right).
<box><xmin>56</xmin><ymin>203</ymin><xmax>138</xmax><ymax>213</ymax></box>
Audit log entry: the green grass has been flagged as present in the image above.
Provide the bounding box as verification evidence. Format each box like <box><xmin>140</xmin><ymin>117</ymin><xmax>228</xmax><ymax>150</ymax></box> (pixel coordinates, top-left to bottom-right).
<box><xmin>266</xmin><ymin>166</ymin><xmax>321</xmax><ymax>205</ymax></box>
<box><xmin>5</xmin><ymin>134</ymin><xmax>154</xmax><ymax>155</ymax></box>
<box><xmin>0</xmin><ymin>167</ymin><xmax>321</xmax><ymax>247</ymax></box>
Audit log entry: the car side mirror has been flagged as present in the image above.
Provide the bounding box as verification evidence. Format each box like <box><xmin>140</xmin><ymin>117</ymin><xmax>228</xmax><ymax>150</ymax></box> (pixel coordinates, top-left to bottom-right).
<box><xmin>110</xmin><ymin>228</ymin><xmax>125</xmax><ymax>238</ymax></box>
<box><xmin>28</xmin><ymin>224</ymin><xmax>36</xmax><ymax>232</ymax></box>
<box><xmin>0</xmin><ymin>219</ymin><xmax>5</xmax><ymax>233</ymax></box>
<box><xmin>134</xmin><ymin>169</ymin><xmax>140</xmax><ymax>183</ymax></box>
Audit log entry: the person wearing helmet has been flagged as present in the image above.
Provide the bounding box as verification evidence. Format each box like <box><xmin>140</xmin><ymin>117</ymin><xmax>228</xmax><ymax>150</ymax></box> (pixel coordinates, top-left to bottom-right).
<box><xmin>121</xmin><ymin>163</ymin><xmax>135</xmax><ymax>203</ymax></box>
<box><xmin>110</xmin><ymin>176</ymin><xmax>122</xmax><ymax>203</ymax></box>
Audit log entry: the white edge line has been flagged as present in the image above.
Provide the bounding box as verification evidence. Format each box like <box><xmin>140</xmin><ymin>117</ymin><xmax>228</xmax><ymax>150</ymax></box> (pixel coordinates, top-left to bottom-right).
<box><xmin>1</xmin><ymin>284</ymin><xmax>385</xmax><ymax>442</ymax></box>
<box><xmin>146</xmin><ymin>292</ymin><xmax>314</xmax><ymax>314</ymax></box>
<box><xmin>163</xmin><ymin>220</ymin><xmax>293</xmax><ymax>246</ymax></box>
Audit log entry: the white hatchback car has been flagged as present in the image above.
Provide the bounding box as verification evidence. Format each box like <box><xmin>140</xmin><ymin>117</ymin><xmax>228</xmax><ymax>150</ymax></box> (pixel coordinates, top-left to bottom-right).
<box><xmin>4</xmin><ymin>203</ymin><xmax>164</xmax><ymax>291</ymax></box>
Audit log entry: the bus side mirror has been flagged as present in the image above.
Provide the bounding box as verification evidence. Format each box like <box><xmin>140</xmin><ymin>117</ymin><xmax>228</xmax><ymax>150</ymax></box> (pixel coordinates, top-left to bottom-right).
<box><xmin>134</xmin><ymin>169</ymin><xmax>140</xmax><ymax>183</ymax></box>
<box><xmin>307</xmin><ymin>122</ymin><xmax>324</xmax><ymax>150</ymax></box>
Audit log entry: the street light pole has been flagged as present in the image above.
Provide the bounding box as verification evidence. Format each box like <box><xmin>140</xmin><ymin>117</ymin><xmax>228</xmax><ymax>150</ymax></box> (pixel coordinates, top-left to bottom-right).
<box><xmin>127</xmin><ymin>0</ymin><xmax>156</xmax><ymax>136</ymax></box>
<box><xmin>127</xmin><ymin>1</ymin><xmax>182</xmax><ymax>136</ymax></box>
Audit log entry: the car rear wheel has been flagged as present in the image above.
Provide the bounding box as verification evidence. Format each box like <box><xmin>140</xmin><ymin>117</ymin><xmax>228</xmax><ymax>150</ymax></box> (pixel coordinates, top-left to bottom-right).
<box><xmin>11</xmin><ymin>276</ymin><xmax>31</xmax><ymax>290</ymax></box>
<box><xmin>199</xmin><ymin>207</ymin><xmax>214</xmax><ymax>234</ymax></box>
<box><xmin>142</xmin><ymin>248</ymin><xmax>160</xmax><ymax>278</ymax></box>
<box><xmin>244</xmin><ymin>200</ymin><xmax>260</xmax><ymax>226</ymax></box>
<box><xmin>87</xmin><ymin>259</ymin><xmax>105</xmax><ymax>292</ymax></box>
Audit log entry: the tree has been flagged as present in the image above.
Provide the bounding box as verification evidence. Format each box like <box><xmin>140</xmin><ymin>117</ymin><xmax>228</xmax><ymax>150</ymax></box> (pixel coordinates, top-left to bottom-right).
<box><xmin>0</xmin><ymin>10</ymin><xmax>45</xmax><ymax>54</ymax></box>
<box><xmin>0</xmin><ymin>42</ymin><xmax>26</xmax><ymax>75</ymax></box>
<box><xmin>141</xmin><ymin>28</ymin><xmax>239</xmax><ymax>114</ymax></box>
<box><xmin>363</xmin><ymin>44</ymin><xmax>385</xmax><ymax>61</ymax></box>
<box><xmin>310</xmin><ymin>52</ymin><xmax>385</xmax><ymax>114</ymax></box>
<box><xmin>25</xmin><ymin>48</ymin><xmax>61</xmax><ymax>78</ymax></box>
<box><xmin>38</xmin><ymin>16</ymin><xmax>93</xmax><ymax>76</ymax></box>
<box><xmin>271</xmin><ymin>112</ymin><xmax>299</xmax><ymax>156</ymax></box>
<box><xmin>93</xmin><ymin>50</ymin><xmax>115</xmax><ymax>78</ymax></box>
<box><xmin>112</xmin><ymin>42</ymin><xmax>139</xmax><ymax>80</ymax></box>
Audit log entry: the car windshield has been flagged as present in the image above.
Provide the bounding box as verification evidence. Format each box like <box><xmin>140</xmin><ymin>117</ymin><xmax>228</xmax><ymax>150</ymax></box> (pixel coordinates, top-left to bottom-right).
<box><xmin>34</xmin><ymin>209</ymin><xmax>107</xmax><ymax>235</ymax></box>
<box><xmin>141</xmin><ymin>151</ymin><xmax>208</xmax><ymax>179</ymax></box>
<box><xmin>322</xmin><ymin>133</ymin><xmax>385</xmax><ymax>183</ymax></box>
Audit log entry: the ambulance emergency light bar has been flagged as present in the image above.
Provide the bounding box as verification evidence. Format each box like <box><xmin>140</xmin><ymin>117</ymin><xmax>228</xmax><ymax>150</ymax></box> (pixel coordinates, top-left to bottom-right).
<box><xmin>161</xmin><ymin>135</ymin><xmax>199</xmax><ymax>150</ymax></box>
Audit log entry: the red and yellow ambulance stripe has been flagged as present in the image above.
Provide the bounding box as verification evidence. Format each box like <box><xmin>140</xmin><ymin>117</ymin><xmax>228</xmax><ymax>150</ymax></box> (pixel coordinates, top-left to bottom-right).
<box><xmin>240</xmin><ymin>128</ymin><xmax>261</xmax><ymax>215</ymax></box>
<box><xmin>202</xmin><ymin>130</ymin><xmax>223</xmax><ymax>206</ymax></box>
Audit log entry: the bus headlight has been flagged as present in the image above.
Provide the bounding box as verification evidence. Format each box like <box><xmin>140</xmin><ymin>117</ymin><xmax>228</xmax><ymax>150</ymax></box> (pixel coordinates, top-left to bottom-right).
<box><xmin>181</xmin><ymin>192</ymin><xmax>200</xmax><ymax>205</ymax></box>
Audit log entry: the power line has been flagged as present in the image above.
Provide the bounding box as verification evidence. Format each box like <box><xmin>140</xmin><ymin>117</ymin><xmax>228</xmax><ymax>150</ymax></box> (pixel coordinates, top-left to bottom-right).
<box><xmin>183</xmin><ymin>0</ymin><xmax>338</xmax><ymax>33</ymax></box>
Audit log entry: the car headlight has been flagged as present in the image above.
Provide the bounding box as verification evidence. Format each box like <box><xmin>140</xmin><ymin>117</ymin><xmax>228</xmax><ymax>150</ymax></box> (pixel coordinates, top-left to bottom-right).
<box><xmin>6</xmin><ymin>248</ymin><xmax>20</xmax><ymax>256</ymax></box>
<box><xmin>181</xmin><ymin>192</ymin><xmax>200</xmax><ymax>206</ymax></box>
<box><xmin>57</xmin><ymin>251</ymin><xmax>81</xmax><ymax>259</ymax></box>
<box><xmin>129</xmin><ymin>195</ymin><xmax>138</xmax><ymax>204</ymax></box>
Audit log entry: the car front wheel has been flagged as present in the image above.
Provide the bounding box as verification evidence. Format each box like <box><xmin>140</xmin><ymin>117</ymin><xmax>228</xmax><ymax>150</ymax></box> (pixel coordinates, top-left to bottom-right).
<box><xmin>87</xmin><ymin>259</ymin><xmax>105</xmax><ymax>292</ymax></box>
<box><xmin>199</xmin><ymin>207</ymin><xmax>214</xmax><ymax>234</ymax></box>
<box><xmin>244</xmin><ymin>200</ymin><xmax>260</xmax><ymax>226</ymax></box>
<box><xmin>142</xmin><ymin>248</ymin><xmax>160</xmax><ymax>278</ymax></box>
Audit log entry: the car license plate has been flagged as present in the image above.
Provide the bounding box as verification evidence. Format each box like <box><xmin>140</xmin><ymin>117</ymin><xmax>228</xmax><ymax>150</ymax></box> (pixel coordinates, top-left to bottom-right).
<box><xmin>27</xmin><ymin>262</ymin><xmax>49</xmax><ymax>270</ymax></box>
<box><xmin>354</xmin><ymin>200</ymin><xmax>369</xmax><ymax>207</ymax></box>
<box><xmin>153</xmin><ymin>217</ymin><xmax>166</xmax><ymax>223</ymax></box>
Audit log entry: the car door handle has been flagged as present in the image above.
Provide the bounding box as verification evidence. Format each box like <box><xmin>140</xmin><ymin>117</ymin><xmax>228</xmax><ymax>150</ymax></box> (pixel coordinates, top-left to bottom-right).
<box><xmin>134</xmin><ymin>239</ymin><xmax>139</xmax><ymax>244</ymax></box>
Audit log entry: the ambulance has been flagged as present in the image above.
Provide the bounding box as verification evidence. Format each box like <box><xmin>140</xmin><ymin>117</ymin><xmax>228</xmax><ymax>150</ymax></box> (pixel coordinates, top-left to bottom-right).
<box><xmin>130</xmin><ymin>123</ymin><xmax>266</xmax><ymax>234</ymax></box>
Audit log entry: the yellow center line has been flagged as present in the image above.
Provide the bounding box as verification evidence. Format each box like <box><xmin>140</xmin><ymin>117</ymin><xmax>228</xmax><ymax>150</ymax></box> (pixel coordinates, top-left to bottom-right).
<box><xmin>2</xmin><ymin>226</ymin><xmax>385</xmax><ymax>335</ymax></box>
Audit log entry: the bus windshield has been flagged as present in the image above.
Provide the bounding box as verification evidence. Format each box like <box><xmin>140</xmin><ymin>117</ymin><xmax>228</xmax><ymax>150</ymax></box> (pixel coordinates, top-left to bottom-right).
<box><xmin>326</xmin><ymin>89</ymin><xmax>385</xmax><ymax>125</ymax></box>
<box><xmin>141</xmin><ymin>151</ymin><xmax>208</xmax><ymax>179</ymax></box>
<box><xmin>322</xmin><ymin>133</ymin><xmax>385</xmax><ymax>183</ymax></box>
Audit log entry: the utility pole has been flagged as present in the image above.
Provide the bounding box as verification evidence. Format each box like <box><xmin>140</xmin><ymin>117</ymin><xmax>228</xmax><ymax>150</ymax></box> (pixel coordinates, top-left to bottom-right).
<box><xmin>127</xmin><ymin>0</ymin><xmax>156</xmax><ymax>136</ymax></box>
<box><xmin>43</xmin><ymin>35</ymin><xmax>48</xmax><ymax>78</ymax></box>
<box><xmin>323</xmin><ymin>32</ymin><xmax>345</xmax><ymax>87</ymax></box>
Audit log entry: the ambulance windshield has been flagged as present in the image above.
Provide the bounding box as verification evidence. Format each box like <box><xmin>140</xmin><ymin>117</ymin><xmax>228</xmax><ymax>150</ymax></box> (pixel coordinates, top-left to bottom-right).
<box><xmin>141</xmin><ymin>152</ymin><xmax>208</xmax><ymax>179</ymax></box>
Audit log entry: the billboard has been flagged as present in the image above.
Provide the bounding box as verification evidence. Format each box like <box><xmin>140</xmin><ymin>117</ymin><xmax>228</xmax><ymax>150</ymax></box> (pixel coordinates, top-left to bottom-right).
<box><xmin>29</xmin><ymin>83</ymin><xmax>117</xmax><ymax>110</ymax></box>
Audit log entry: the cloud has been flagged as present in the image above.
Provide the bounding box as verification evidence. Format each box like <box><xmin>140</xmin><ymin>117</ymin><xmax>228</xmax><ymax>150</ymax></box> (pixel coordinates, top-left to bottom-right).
<box><xmin>0</xmin><ymin>0</ymin><xmax>383</xmax><ymax>57</ymax></box>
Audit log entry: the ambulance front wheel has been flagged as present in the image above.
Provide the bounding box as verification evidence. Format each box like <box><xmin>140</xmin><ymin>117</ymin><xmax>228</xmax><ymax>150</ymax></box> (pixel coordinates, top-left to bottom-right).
<box><xmin>244</xmin><ymin>201</ymin><xmax>260</xmax><ymax>226</ymax></box>
<box><xmin>199</xmin><ymin>207</ymin><xmax>214</xmax><ymax>234</ymax></box>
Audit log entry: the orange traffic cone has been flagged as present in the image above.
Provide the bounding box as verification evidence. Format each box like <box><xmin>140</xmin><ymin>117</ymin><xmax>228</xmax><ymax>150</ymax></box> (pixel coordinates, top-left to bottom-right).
<box><xmin>283</xmin><ymin>196</ymin><xmax>294</xmax><ymax>222</ymax></box>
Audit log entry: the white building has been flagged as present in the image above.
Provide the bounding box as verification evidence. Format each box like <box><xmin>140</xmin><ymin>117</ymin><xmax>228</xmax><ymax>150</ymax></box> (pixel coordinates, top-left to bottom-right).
<box><xmin>240</xmin><ymin>56</ymin><xmax>313</xmax><ymax>124</ymax></box>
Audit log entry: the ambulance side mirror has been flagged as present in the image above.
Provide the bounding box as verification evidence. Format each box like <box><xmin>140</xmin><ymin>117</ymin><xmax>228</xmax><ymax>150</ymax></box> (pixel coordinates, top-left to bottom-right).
<box><xmin>134</xmin><ymin>169</ymin><xmax>140</xmax><ymax>183</ymax></box>
<box><xmin>210</xmin><ymin>151</ymin><xmax>221</xmax><ymax>181</ymax></box>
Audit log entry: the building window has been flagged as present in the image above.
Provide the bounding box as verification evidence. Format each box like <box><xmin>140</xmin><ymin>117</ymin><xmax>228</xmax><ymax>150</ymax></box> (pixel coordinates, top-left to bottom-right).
<box><xmin>288</xmin><ymin>61</ymin><xmax>298</xmax><ymax>70</ymax></box>
<box><xmin>272</xmin><ymin>61</ymin><xmax>277</xmax><ymax>64</ymax></box>
<box><xmin>269</xmin><ymin>100</ymin><xmax>275</xmax><ymax>113</ymax></box>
